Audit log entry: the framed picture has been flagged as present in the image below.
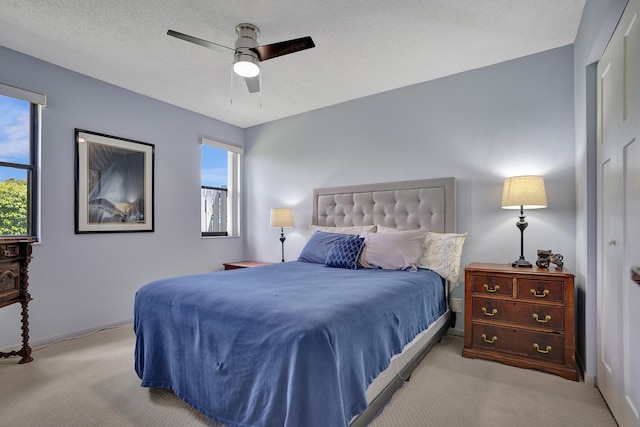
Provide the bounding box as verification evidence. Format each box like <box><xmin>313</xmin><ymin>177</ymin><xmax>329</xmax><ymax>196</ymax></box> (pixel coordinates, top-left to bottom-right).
<box><xmin>75</xmin><ymin>129</ymin><xmax>154</xmax><ymax>233</ymax></box>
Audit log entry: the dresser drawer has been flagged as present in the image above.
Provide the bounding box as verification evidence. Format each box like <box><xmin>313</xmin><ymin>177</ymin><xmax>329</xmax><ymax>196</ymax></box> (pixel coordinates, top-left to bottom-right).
<box><xmin>471</xmin><ymin>274</ymin><xmax>513</xmax><ymax>297</ymax></box>
<box><xmin>0</xmin><ymin>262</ymin><xmax>20</xmax><ymax>303</ymax></box>
<box><xmin>0</xmin><ymin>243</ymin><xmax>20</xmax><ymax>257</ymax></box>
<box><xmin>472</xmin><ymin>297</ymin><xmax>565</xmax><ymax>330</ymax></box>
<box><xmin>471</xmin><ymin>324</ymin><xmax>565</xmax><ymax>365</ymax></box>
<box><xmin>517</xmin><ymin>278</ymin><xmax>564</xmax><ymax>302</ymax></box>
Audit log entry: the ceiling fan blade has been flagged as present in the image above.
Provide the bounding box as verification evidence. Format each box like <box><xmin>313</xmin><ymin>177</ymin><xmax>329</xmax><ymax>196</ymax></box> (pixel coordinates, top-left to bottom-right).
<box><xmin>167</xmin><ymin>30</ymin><xmax>234</xmax><ymax>52</ymax></box>
<box><xmin>251</xmin><ymin>36</ymin><xmax>315</xmax><ymax>61</ymax></box>
<box><xmin>244</xmin><ymin>76</ymin><xmax>260</xmax><ymax>93</ymax></box>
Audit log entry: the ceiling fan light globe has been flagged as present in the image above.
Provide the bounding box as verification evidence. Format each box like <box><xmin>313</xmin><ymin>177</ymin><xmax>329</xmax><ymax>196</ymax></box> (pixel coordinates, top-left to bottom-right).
<box><xmin>233</xmin><ymin>49</ymin><xmax>260</xmax><ymax>78</ymax></box>
<box><xmin>234</xmin><ymin>60</ymin><xmax>260</xmax><ymax>78</ymax></box>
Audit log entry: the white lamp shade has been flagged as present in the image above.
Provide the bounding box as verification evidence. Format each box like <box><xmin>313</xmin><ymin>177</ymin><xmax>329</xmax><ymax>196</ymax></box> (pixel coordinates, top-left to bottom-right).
<box><xmin>501</xmin><ymin>176</ymin><xmax>547</xmax><ymax>209</ymax></box>
<box><xmin>270</xmin><ymin>208</ymin><xmax>294</xmax><ymax>228</ymax></box>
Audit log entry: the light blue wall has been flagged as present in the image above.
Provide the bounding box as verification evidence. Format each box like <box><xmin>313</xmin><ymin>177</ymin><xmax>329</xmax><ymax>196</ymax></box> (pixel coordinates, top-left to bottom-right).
<box><xmin>573</xmin><ymin>0</ymin><xmax>628</xmax><ymax>383</ymax></box>
<box><xmin>0</xmin><ymin>47</ymin><xmax>244</xmax><ymax>348</ymax></box>
<box><xmin>0</xmin><ymin>18</ymin><xmax>601</xmax><ymax>361</ymax></box>
<box><xmin>245</xmin><ymin>45</ymin><xmax>577</xmax><ymax>335</ymax></box>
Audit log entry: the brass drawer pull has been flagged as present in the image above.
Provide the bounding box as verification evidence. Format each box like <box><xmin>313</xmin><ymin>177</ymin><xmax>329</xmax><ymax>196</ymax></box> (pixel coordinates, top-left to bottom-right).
<box><xmin>530</xmin><ymin>289</ymin><xmax>549</xmax><ymax>298</ymax></box>
<box><xmin>483</xmin><ymin>284</ymin><xmax>500</xmax><ymax>293</ymax></box>
<box><xmin>533</xmin><ymin>313</ymin><xmax>551</xmax><ymax>323</ymax></box>
<box><xmin>481</xmin><ymin>307</ymin><xmax>498</xmax><ymax>316</ymax></box>
<box><xmin>533</xmin><ymin>343</ymin><xmax>552</xmax><ymax>354</ymax></box>
<box><xmin>482</xmin><ymin>334</ymin><xmax>497</xmax><ymax>344</ymax></box>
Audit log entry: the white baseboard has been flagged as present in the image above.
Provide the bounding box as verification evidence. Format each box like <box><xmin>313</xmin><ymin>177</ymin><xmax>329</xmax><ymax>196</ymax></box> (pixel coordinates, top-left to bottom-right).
<box><xmin>0</xmin><ymin>318</ymin><xmax>133</xmax><ymax>353</ymax></box>
<box><xmin>584</xmin><ymin>373</ymin><xmax>596</xmax><ymax>386</ymax></box>
<box><xmin>575</xmin><ymin>350</ymin><xmax>596</xmax><ymax>385</ymax></box>
<box><xmin>448</xmin><ymin>327</ymin><xmax>464</xmax><ymax>337</ymax></box>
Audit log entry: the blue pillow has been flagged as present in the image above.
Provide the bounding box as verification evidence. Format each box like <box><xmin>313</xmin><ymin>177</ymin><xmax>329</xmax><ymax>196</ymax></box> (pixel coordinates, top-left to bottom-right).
<box><xmin>298</xmin><ymin>231</ymin><xmax>357</xmax><ymax>264</ymax></box>
<box><xmin>325</xmin><ymin>237</ymin><xmax>365</xmax><ymax>270</ymax></box>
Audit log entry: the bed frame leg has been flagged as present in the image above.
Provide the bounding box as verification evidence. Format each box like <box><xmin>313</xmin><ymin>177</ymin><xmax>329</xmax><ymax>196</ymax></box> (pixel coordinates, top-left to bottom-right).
<box><xmin>438</xmin><ymin>312</ymin><xmax>456</xmax><ymax>343</ymax></box>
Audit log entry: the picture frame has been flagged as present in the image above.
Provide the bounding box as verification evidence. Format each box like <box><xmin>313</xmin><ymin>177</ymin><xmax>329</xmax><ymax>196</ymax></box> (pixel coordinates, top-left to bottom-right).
<box><xmin>75</xmin><ymin>129</ymin><xmax>154</xmax><ymax>233</ymax></box>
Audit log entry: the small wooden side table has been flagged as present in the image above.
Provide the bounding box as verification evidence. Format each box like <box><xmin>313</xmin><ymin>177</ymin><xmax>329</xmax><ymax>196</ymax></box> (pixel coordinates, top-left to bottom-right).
<box><xmin>223</xmin><ymin>261</ymin><xmax>273</xmax><ymax>270</ymax></box>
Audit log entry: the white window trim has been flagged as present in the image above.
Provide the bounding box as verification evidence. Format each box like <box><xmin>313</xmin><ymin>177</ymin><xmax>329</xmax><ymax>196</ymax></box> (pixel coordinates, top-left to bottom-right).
<box><xmin>35</xmin><ymin>105</ymin><xmax>42</xmax><ymax>240</ymax></box>
<box><xmin>200</xmin><ymin>137</ymin><xmax>243</xmax><ymax>237</ymax></box>
<box><xmin>0</xmin><ymin>82</ymin><xmax>44</xmax><ymax>241</ymax></box>
<box><xmin>0</xmin><ymin>82</ymin><xmax>46</xmax><ymax>106</ymax></box>
<box><xmin>200</xmin><ymin>137</ymin><xmax>244</xmax><ymax>155</ymax></box>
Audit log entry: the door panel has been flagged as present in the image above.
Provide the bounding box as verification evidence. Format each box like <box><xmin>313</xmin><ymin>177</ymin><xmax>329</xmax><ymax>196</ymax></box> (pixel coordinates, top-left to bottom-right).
<box><xmin>597</xmin><ymin>1</ymin><xmax>640</xmax><ymax>425</ymax></box>
<box><xmin>600</xmin><ymin>159</ymin><xmax>620</xmax><ymax>378</ymax></box>
<box><xmin>624</xmin><ymin>12</ymin><xmax>639</xmax><ymax>121</ymax></box>
<box><xmin>623</xmin><ymin>138</ymin><xmax>640</xmax><ymax>421</ymax></box>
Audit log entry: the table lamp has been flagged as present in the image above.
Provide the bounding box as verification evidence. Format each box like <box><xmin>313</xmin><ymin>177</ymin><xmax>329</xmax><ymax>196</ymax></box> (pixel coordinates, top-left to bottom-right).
<box><xmin>270</xmin><ymin>208</ymin><xmax>294</xmax><ymax>262</ymax></box>
<box><xmin>501</xmin><ymin>176</ymin><xmax>547</xmax><ymax>267</ymax></box>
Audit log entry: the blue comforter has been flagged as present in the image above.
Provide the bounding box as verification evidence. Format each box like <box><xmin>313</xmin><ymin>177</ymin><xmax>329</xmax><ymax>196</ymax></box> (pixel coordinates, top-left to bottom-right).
<box><xmin>134</xmin><ymin>261</ymin><xmax>445</xmax><ymax>427</ymax></box>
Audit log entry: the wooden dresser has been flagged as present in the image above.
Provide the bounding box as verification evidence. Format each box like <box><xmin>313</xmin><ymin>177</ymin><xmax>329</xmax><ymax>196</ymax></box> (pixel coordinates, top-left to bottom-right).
<box><xmin>462</xmin><ymin>262</ymin><xmax>578</xmax><ymax>381</ymax></box>
<box><xmin>0</xmin><ymin>238</ymin><xmax>34</xmax><ymax>364</ymax></box>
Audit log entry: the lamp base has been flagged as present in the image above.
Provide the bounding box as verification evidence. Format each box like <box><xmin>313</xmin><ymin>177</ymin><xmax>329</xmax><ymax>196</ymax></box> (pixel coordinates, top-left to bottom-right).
<box><xmin>512</xmin><ymin>258</ymin><xmax>533</xmax><ymax>268</ymax></box>
<box><xmin>279</xmin><ymin>229</ymin><xmax>286</xmax><ymax>263</ymax></box>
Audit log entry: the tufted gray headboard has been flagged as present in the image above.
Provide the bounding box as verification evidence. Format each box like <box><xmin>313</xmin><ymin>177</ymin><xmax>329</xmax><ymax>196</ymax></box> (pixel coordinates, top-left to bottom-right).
<box><xmin>312</xmin><ymin>177</ymin><xmax>456</xmax><ymax>233</ymax></box>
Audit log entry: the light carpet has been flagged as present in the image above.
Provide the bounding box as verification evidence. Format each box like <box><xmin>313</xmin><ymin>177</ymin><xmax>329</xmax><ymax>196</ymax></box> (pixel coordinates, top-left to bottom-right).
<box><xmin>0</xmin><ymin>325</ymin><xmax>617</xmax><ymax>427</ymax></box>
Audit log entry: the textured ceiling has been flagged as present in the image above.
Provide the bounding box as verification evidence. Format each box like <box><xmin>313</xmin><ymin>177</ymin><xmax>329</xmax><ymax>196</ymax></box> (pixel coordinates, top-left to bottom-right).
<box><xmin>0</xmin><ymin>1</ymin><xmax>586</xmax><ymax>128</ymax></box>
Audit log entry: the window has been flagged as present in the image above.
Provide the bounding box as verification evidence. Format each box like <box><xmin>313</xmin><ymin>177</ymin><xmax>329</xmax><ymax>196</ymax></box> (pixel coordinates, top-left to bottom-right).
<box><xmin>201</xmin><ymin>137</ymin><xmax>242</xmax><ymax>237</ymax></box>
<box><xmin>0</xmin><ymin>83</ymin><xmax>45</xmax><ymax>239</ymax></box>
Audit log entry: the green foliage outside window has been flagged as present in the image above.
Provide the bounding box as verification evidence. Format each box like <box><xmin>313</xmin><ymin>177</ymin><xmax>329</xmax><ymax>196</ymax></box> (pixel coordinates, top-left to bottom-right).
<box><xmin>0</xmin><ymin>178</ymin><xmax>28</xmax><ymax>235</ymax></box>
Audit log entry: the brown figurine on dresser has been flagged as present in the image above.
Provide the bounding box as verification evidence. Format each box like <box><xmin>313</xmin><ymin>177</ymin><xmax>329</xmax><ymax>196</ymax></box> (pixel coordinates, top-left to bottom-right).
<box><xmin>462</xmin><ymin>262</ymin><xmax>578</xmax><ymax>381</ymax></box>
<box><xmin>0</xmin><ymin>238</ymin><xmax>34</xmax><ymax>364</ymax></box>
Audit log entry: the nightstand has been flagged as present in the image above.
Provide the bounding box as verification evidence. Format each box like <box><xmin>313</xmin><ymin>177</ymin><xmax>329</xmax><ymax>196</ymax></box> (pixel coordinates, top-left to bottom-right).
<box><xmin>223</xmin><ymin>261</ymin><xmax>273</xmax><ymax>270</ymax></box>
<box><xmin>462</xmin><ymin>262</ymin><xmax>578</xmax><ymax>381</ymax></box>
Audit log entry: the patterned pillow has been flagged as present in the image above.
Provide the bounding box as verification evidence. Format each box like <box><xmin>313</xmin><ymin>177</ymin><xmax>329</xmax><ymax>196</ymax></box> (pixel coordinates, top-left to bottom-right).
<box><xmin>325</xmin><ymin>237</ymin><xmax>365</xmax><ymax>270</ymax></box>
<box><xmin>376</xmin><ymin>225</ymin><xmax>467</xmax><ymax>283</ymax></box>
<box><xmin>298</xmin><ymin>231</ymin><xmax>357</xmax><ymax>264</ymax></box>
<box><xmin>418</xmin><ymin>232</ymin><xmax>468</xmax><ymax>283</ymax></box>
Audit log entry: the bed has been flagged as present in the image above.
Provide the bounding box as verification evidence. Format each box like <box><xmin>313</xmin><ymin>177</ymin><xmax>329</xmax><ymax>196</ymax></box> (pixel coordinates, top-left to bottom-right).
<box><xmin>134</xmin><ymin>177</ymin><xmax>462</xmax><ymax>427</ymax></box>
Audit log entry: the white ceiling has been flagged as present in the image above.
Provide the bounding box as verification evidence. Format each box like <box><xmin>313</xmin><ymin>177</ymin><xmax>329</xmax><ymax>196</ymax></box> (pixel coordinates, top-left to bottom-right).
<box><xmin>0</xmin><ymin>0</ymin><xmax>586</xmax><ymax>128</ymax></box>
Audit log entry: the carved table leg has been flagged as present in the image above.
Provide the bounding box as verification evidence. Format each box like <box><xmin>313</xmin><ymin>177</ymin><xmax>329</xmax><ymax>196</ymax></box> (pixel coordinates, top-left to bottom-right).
<box><xmin>18</xmin><ymin>298</ymin><xmax>33</xmax><ymax>364</ymax></box>
<box><xmin>0</xmin><ymin>298</ymin><xmax>33</xmax><ymax>363</ymax></box>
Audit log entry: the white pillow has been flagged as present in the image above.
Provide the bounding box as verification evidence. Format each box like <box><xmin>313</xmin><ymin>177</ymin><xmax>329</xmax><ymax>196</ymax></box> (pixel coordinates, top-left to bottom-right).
<box><xmin>418</xmin><ymin>232</ymin><xmax>467</xmax><ymax>283</ymax></box>
<box><xmin>376</xmin><ymin>224</ymin><xmax>428</xmax><ymax>234</ymax></box>
<box><xmin>360</xmin><ymin>230</ymin><xmax>428</xmax><ymax>271</ymax></box>
<box><xmin>307</xmin><ymin>224</ymin><xmax>376</xmax><ymax>239</ymax></box>
<box><xmin>376</xmin><ymin>225</ymin><xmax>467</xmax><ymax>283</ymax></box>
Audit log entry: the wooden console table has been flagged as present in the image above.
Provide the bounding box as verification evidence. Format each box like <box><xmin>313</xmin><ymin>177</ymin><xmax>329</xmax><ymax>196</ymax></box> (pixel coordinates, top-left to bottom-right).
<box><xmin>0</xmin><ymin>238</ymin><xmax>34</xmax><ymax>364</ymax></box>
<box><xmin>223</xmin><ymin>261</ymin><xmax>273</xmax><ymax>270</ymax></box>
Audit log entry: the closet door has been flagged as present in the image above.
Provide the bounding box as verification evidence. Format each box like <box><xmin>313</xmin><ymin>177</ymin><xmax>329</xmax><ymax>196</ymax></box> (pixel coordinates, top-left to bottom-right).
<box><xmin>596</xmin><ymin>1</ymin><xmax>640</xmax><ymax>426</ymax></box>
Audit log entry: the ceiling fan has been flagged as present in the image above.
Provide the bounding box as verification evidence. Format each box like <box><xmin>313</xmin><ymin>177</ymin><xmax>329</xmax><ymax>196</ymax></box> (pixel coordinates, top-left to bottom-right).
<box><xmin>167</xmin><ymin>24</ymin><xmax>315</xmax><ymax>93</ymax></box>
